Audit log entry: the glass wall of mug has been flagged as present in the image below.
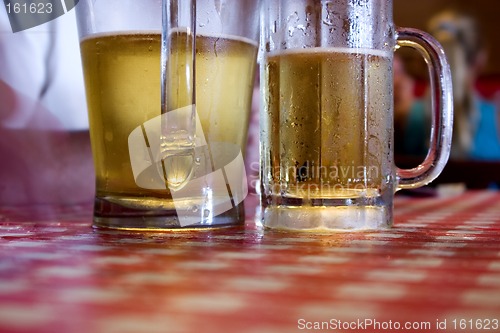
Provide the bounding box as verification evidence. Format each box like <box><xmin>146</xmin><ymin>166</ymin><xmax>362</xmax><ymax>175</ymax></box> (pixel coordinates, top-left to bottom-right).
<box><xmin>259</xmin><ymin>0</ymin><xmax>453</xmax><ymax>230</ymax></box>
<box><xmin>76</xmin><ymin>0</ymin><xmax>260</xmax><ymax>229</ymax></box>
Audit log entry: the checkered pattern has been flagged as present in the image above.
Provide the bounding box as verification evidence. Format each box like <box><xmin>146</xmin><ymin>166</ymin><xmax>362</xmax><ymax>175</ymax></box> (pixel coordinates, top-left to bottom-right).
<box><xmin>0</xmin><ymin>191</ymin><xmax>499</xmax><ymax>333</ymax></box>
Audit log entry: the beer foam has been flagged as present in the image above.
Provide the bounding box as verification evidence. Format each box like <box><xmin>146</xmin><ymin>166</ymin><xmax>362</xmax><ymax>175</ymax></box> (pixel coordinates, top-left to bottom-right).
<box><xmin>268</xmin><ymin>47</ymin><xmax>392</xmax><ymax>59</ymax></box>
<box><xmin>81</xmin><ymin>29</ymin><xmax>258</xmax><ymax>48</ymax></box>
<box><xmin>170</xmin><ymin>27</ymin><xmax>259</xmax><ymax>48</ymax></box>
<box><xmin>80</xmin><ymin>30</ymin><xmax>161</xmax><ymax>42</ymax></box>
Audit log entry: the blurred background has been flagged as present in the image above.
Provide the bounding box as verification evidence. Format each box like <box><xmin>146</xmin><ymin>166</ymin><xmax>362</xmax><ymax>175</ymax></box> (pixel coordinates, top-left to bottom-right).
<box><xmin>395</xmin><ymin>0</ymin><xmax>500</xmax><ymax>77</ymax></box>
<box><xmin>394</xmin><ymin>0</ymin><xmax>500</xmax><ymax>189</ymax></box>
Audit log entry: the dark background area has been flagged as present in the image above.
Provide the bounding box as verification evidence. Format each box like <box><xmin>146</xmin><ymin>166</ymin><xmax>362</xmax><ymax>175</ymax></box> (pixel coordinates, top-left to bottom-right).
<box><xmin>394</xmin><ymin>0</ymin><xmax>500</xmax><ymax>80</ymax></box>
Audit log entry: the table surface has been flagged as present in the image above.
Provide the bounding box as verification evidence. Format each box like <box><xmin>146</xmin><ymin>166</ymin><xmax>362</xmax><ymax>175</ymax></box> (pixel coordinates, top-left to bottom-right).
<box><xmin>1</xmin><ymin>190</ymin><xmax>500</xmax><ymax>333</ymax></box>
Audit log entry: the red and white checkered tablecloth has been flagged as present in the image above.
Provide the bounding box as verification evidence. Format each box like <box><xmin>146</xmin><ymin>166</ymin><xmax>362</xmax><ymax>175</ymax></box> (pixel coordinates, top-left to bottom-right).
<box><xmin>0</xmin><ymin>190</ymin><xmax>499</xmax><ymax>333</ymax></box>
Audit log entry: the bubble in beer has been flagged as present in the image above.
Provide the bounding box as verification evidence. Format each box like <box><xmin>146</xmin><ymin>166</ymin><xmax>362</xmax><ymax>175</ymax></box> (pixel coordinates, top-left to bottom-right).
<box><xmin>162</xmin><ymin>151</ymin><xmax>195</xmax><ymax>191</ymax></box>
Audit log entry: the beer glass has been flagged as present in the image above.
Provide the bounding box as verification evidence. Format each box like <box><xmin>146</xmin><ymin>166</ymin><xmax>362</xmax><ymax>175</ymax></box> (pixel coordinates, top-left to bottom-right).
<box><xmin>76</xmin><ymin>0</ymin><xmax>260</xmax><ymax>229</ymax></box>
<box><xmin>260</xmin><ymin>0</ymin><xmax>453</xmax><ymax>230</ymax></box>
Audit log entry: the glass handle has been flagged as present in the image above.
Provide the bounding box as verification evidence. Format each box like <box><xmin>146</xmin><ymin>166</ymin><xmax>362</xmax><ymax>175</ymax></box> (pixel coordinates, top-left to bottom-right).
<box><xmin>395</xmin><ymin>27</ymin><xmax>453</xmax><ymax>190</ymax></box>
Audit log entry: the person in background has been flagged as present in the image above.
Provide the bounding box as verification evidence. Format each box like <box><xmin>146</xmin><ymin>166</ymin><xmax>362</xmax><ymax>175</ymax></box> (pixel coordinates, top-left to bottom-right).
<box><xmin>395</xmin><ymin>9</ymin><xmax>500</xmax><ymax>160</ymax></box>
<box><xmin>393</xmin><ymin>54</ymin><xmax>429</xmax><ymax>157</ymax></box>
<box><xmin>429</xmin><ymin>9</ymin><xmax>500</xmax><ymax>160</ymax></box>
<box><xmin>0</xmin><ymin>10</ymin><xmax>94</xmax><ymax>205</ymax></box>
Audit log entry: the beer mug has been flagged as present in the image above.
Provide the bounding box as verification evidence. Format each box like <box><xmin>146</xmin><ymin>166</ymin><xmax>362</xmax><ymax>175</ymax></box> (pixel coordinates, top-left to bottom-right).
<box><xmin>76</xmin><ymin>0</ymin><xmax>260</xmax><ymax>229</ymax></box>
<box><xmin>259</xmin><ymin>0</ymin><xmax>453</xmax><ymax>230</ymax></box>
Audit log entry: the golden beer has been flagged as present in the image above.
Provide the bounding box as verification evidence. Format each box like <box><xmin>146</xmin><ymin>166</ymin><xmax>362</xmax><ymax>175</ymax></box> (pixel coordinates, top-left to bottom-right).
<box><xmin>261</xmin><ymin>48</ymin><xmax>393</xmax><ymax>199</ymax></box>
<box><xmin>80</xmin><ymin>33</ymin><xmax>257</xmax><ymax>214</ymax></box>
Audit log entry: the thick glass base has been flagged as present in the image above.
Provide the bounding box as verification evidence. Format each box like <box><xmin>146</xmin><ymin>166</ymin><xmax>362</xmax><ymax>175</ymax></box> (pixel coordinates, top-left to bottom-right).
<box><xmin>93</xmin><ymin>196</ymin><xmax>245</xmax><ymax>231</ymax></box>
<box><xmin>260</xmin><ymin>193</ymin><xmax>393</xmax><ymax>231</ymax></box>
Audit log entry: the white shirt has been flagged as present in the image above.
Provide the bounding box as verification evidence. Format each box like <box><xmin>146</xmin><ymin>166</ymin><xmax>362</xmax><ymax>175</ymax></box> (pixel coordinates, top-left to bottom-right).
<box><xmin>0</xmin><ymin>8</ymin><xmax>88</xmax><ymax>130</ymax></box>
